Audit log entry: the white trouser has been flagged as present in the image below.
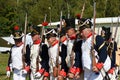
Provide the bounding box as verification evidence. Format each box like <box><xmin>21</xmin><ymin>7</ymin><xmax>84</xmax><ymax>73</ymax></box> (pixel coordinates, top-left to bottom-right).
<box><xmin>83</xmin><ymin>56</ymin><xmax>111</xmax><ymax>80</ymax></box>
<box><xmin>84</xmin><ymin>67</ymin><xmax>103</xmax><ymax>80</ymax></box>
<box><xmin>30</xmin><ymin>68</ymin><xmax>43</xmax><ymax>80</ymax></box>
<box><xmin>50</xmin><ymin>73</ymin><xmax>57</xmax><ymax>80</ymax></box>
<box><xmin>108</xmin><ymin>67</ymin><xmax>119</xmax><ymax>80</ymax></box>
<box><xmin>103</xmin><ymin>55</ymin><xmax>111</xmax><ymax>72</ymax></box>
<box><xmin>108</xmin><ymin>73</ymin><xmax>116</xmax><ymax>80</ymax></box>
<box><xmin>13</xmin><ymin>68</ymin><xmax>26</xmax><ymax>80</ymax></box>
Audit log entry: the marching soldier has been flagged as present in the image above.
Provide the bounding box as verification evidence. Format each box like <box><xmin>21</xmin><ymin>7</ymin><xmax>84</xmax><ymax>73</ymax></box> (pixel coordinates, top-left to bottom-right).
<box><xmin>101</xmin><ymin>26</ymin><xmax>118</xmax><ymax>79</ymax></box>
<box><xmin>6</xmin><ymin>26</ymin><xmax>30</xmax><ymax>80</ymax></box>
<box><xmin>66</xmin><ymin>24</ymin><xmax>83</xmax><ymax>79</ymax></box>
<box><xmin>40</xmin><ymin>35</ymin><xmax>50</xmax><ymax>80</ymax></box>
<box><xmin>64</xmin><ymin>18</ymin><xmax>76</xmax><ymax>68</ymax></box>
<box><xmin>46</xmin><ymin>32</ymin><xmax>60</xmax><ymax>80</ymax></box>
<box><xmin>77</xmin><ymin>18</ymin><xmax>111</xmax><ymax>80</ymax></box>
<box><xmin>30</xmin><ymin>25</ymin><xmax>49</xmax><ymax>80</ymax></box>
<box><xmin>62</xmin><ymin>19</ymin><xmax>82</xmax><ymax>79</ymax></box>
<box><xmin>68</xmin><ymin>39</ymin><xmax>83</xmax><ymax>80</ymax></box>
<box><xmin>58</xmin><ymin>27</ymin><xmax>69</xmax><ymax>80</ymax></box>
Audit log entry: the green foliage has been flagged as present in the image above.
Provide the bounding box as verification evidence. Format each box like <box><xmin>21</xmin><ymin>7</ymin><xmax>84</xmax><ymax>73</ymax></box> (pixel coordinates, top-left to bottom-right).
<box><xmin>0</xmin><ymin>54</ymin><xmax>9</xmax><ymax>79</ymax></box>
<box><xmin>0</xmin><ymin>0</ymin><xmax>120</xmax><ymax>36</ymax></box>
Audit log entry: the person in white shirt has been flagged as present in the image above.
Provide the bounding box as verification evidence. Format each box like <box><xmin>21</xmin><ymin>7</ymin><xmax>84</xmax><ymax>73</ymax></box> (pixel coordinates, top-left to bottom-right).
<box><xmin>46</xmin><ymin>32</ymin><xmax>60</xmax><ymax>80</ymax></box>
<box><xmin>78</xmin><ymin>18</ymin><xmax>111</xmax><ymax>80</ymax></box>
<box><xmin>6</xmin><ymin>27</ymin><xmax>30</xmax><ymax>80</ymax></box>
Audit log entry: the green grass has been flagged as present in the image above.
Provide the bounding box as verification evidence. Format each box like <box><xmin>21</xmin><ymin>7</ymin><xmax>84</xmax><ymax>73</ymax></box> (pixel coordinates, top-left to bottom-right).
<box><xmin>0</xmin><ymin>53</ymin><xmax>10</xmax><ymax>80</ymax></box>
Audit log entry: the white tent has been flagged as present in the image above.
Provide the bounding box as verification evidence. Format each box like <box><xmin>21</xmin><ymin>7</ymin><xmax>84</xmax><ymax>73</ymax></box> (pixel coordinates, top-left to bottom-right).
<box><xmin>0</xmin><ymin>47</ymin><xmax>10</xmax><ymax>52</ymax></box>
<box><xmin>38</xmin><ymin>17</ymin><xmax>120</xmax><ymax>26</ymax></box>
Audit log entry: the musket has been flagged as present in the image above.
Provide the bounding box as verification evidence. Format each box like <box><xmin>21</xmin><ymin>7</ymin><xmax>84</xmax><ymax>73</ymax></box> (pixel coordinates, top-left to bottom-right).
<box><xmin>111</xmin><ymin>18</ymin><xmax>114</xmax><ymax>34</ymax></box>
<box><xmin>80</xmin><ymin>2</ymin><xmax>85</xmax><ymax>18</ymax></box>
<box><xmin>36</xmin><ymin>14</ymin><xmax>47</xmax><ymax>72</ymax></box>
<box><xmin>49</xmin><ymin>7</ymin><xmax>52</xmax><ymax>27</ymax></box>
<box><xmin>111</xmin><ymin>16</ymin><xmax>119</xmax><ymax>79</ymax></box>
<box><xmin>77</xmin><ymin>2</ymin><xmax>85</xmax><ymax>32</ymax></box>
<box><xmin>112</xmin><ymin>16</ymin><xmax>119</xmax><ymax>51</ymax></box>
<box><xmin>91</xmin><ymin>2</ymin><xmax>110</xmax><ymax>79</ymax></box>
<box><xmin>113</xmin><ymin>16</ymin><xmax>119</xmax><ymax>56</ymax></box>
<box><xmin>59</xmin><ymin>11</ymin><xmax>63</xmax><ymax>32</ymax></box>
<box><xmin>97</xmin><ymin>24</ymin><xmax>100</xmax><ymax>35</ymax></box>
<box><xmin>66</xmin><ymin>0</ymin><xmax>70</xmax><ymax>19</ymax></box>
<box><xmin>54</xmin><ymin>11</ymin><xmax>63</xmax><ymax>78</ymax></box>
<box><xmin>107</xmin><ymin>18</ymin><xmax>115</xmax><ymax>59</ymax></box>
<box><xmin>41</xmin><ymin>14</ymin><xmax>47</xmax><ymax>39</ymax></box>
<box><xmin>108</xmin><ymin>16</ymin><xmax>119</xmax><ymax>59</ymax></box>
<box><xmin>22</xmin><ymin>13</ymin><xmax>27</xmax><ymax>69</ymax></box>
<box><xmin>91</xmin><ymin>0</ymin><xmax>96</xmax><ymax>68</ymax></box>
<box><xmin>36</xmin><ymin>53</ymin><xmax>39</xmax><ymax>72</ymax></box>
<box><xmin>92</xmin><ymin>2</ymin><xmax>111</xmax><ymax>79</ymax></box>
<box><xmin>113</xmin><ymin>16</ymin><xmax>119</xmax><ymax>42</ymax></box>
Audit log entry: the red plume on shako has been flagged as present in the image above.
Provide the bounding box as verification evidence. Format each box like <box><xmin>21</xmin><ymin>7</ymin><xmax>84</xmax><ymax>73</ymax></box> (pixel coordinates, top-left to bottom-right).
<box><xmin>42</xmin><ymin>22</ymin><xmax>48</xmax><ymax>26</ymax></box>
<box><xmin>76</xmin><ymin>14</ymin><xmax>81</xmax><ymax>19</ymax></box>
<box><xmin>14</xmin><ymin>26</ymin><xmax>19</xmax><ymax>31</ymax></box>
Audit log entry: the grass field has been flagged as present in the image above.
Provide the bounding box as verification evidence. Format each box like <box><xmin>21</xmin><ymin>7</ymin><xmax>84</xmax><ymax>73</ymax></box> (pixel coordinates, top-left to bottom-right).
<box><xmin>0</xmin><ymin>53</ymin><xmax>120</xmax><ymax>80</ymax></box>
<box><xmin>0</xmin><ymin>53</ymin><xmax>11</xmax><ymax>80</ymax></box>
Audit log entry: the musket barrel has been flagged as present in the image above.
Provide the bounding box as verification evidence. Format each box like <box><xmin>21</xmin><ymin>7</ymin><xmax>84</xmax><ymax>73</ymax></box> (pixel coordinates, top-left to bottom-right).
<box><xmin>91</xmin><ymin>1</ymin><xmax>96</xmax><ymax>68</ymax></box>
<box><xmin>22</xmin><ymin>13</ymin><xmax>27</xmax><ymax>69</ymax></box>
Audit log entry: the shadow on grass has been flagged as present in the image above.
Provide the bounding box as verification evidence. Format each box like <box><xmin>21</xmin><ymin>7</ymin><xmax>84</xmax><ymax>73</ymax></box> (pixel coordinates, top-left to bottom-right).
<box><xmin>0</xmin><ymin>74</ymin><xmax>12</xmax><ymax>80</ymax></box>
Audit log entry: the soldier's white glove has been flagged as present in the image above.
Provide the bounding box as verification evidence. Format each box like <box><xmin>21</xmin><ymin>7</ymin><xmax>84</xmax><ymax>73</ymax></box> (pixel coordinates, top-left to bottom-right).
<box><xmin>34</xmin><ymin>72</ymin><xmax>42</xmax><ymax>78</ymax></box>
<box><xmin>22</xmin><ymin>69</ymin><xmax>27</xmax><ymax>75</ymax></box>
<box><xmin>6</xmin><ymin>71</ymin><xmax>10</xmax><ymax>77</ymax></box>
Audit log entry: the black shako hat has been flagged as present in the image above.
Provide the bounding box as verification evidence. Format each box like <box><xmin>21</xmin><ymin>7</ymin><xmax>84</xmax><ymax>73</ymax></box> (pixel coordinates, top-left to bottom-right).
<box><xmin>79</xmin><ymin>18</ymin><xmax>92</xmax><ymax>32</ymax></box>
<box><xmin>31</xmin><ymin>25</ymin><xmax>42</xmax><ymax>36</ymax></box>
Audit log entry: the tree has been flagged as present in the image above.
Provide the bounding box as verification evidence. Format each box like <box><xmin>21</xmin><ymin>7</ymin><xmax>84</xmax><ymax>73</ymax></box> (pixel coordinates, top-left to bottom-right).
<box><xmin>0</xmin><ymin>0</ymin><xmax>120</xmax><ymax>36</ymax></box>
